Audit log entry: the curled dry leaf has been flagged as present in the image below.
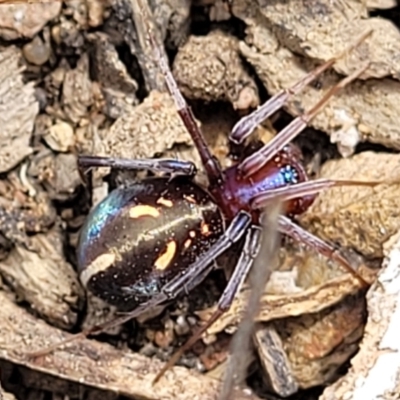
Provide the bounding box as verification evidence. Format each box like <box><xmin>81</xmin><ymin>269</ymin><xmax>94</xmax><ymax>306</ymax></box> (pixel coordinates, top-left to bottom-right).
<box><xmin>231</xmin><ymin>0</ymin><xmax>400</xmax><ymax>154</ymax></box>
<box><xmin>300</xmin><ymin>152</ymin><xmax>400</xmax><ymax>258</ymax></box>
<box><xmin>0</xmin><ymin>290</ymin><xmax>261</xmax><ymax>400</ymax></box>
<box><xmin>319</xmin><ymin>230</ymin><xmax>400</xmax><ymax>400</ymax></box>
<box><xmin>173</xmin><ymin>30</ymin><xmax>259</xmax><ymax>110</ymax></box>
<box><xmin>0</xmin><ymin>47</ymin><xmax>38</xmax><ymax>173</ymax></box>
<box><xmin>0</xmin><ymin>230</ymin><xmax>84</xmax><ymax>330</ymax></box>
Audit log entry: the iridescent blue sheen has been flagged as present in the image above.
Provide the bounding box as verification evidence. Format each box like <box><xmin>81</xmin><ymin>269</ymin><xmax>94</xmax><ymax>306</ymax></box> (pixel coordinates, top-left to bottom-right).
<box><xmin>237</xmin><ymin>164</ymin><xmax>299</xmax><ymax>203</ymax></box>
<box><xmin>259</xmin><ymin>164</ymin><xmax>298</xmax><ymax>191</ymax></box>
<box><xmin>87</xmin><ymin>190</ymin><xmax>125</xmax><ymax>237</ymax></box>
<box><xmin>77</xmin><ymin>187</ymin><xmax>127</xmax><ymax>268</ymax></box>
<box><xmin>280</xmin><ymin>164</ymin><xmax>299</xmax><ymax>185</ymax></box>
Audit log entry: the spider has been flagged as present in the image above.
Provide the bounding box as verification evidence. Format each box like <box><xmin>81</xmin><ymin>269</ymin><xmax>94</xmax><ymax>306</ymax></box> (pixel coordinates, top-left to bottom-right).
<box><xmin>30</xmin><ymin>8</ymin><xmax>376</xmax><ymax>384</ymax></box>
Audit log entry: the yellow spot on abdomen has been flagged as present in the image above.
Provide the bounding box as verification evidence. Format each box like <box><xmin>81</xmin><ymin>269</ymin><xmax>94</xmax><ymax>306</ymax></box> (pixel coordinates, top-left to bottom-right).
<box><xmin>156</xmin><ymin>197</ymin><xmax>173</xmax><ymax>207</ymax></box>
<box><xmin>184</xmin><ymin>239</ymin><xmax>192</xmax><ymax>249</ymax></box>
<box><xmin>80</xmin><ymin>252</ymin><xmax>116</xmax><ymax>286</ymax></box>
<box><xmin>154</xmin><ymin>240</ymin><xmax>177</xmax><ymax>271</ymax></box>
<box><xmin>184</xmin><ymin>195</ymin><xmax>197</xmax><ymax>204</ymax></box>
<box><xmin>201</xmin><ymin>221</ymin><xmax>211</xmax><ymax>236</ymax></box>
<box><xmin>129</xmin><ymin>205</ymin><xmax>160</xmax><ymax>219</ymax></box>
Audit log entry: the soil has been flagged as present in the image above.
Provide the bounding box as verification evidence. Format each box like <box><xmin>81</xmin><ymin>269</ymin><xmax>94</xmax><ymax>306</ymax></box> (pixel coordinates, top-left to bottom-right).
<box><xmin>0</xmin><ymin>1</ymin><xmax>399</xmax><ymax>400</ymax></box>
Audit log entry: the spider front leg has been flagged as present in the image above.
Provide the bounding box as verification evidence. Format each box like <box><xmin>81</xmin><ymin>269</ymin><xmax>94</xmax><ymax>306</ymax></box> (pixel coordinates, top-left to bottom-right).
<box><xmin>230</xmin><ymin>57</ymin><xmax>337</xmax><ymax>145</ymax></box>
<box><xmin>277</xmin><ymin>215</ymin><xmax>370</xmax><ymax>287</ymax></box>
<box><xmin>141</xmin><ymin>13</ymin><xmax>223</xmax><ymax>185</ymax></box>
<box><xmin>153</xmin><ymin>224</ymin><xmax>262</xmax><ymax>384</ymax></box>
<box><xmin>238</xmin><ymin>64</ymin><xmax>368</xmax><ymax>178</ymax></box>
<box><xmin>230</xmin><ymin>29</ymin><xmax>371</xmax><ymax>146</ymax></box>
<box><xmin>78</xmin><ymin>155</ymin><xmax>197</xmax><ymax>177</ymax></box>
<box><xmin>250</xmin><ymin>178</ymin><xmax>381</xmax><ymax>209</ymax></box>
<box><xmin>250</xmin><ymin>179</ymin><xmax>382</xmax><ymax>286</ymax></box>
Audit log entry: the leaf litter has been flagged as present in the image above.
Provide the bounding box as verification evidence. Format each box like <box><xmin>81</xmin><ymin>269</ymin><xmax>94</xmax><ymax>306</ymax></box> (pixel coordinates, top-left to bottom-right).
<box><xmin>0</xmin><ymin>0</ymin><xmax>399</xmax><ymax>399</ymax></box>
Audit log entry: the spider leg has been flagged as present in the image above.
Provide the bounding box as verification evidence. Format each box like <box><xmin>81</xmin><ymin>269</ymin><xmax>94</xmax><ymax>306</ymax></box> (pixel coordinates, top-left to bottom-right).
<box><xmin>250</xmin><ymin>178</ymin><xmax>381</xmax><ymax>210</ymax></box>
<box><xmin>162</xmin><ymin>210</ymin><xmax>251</xmax><ymax>296</ymax></box>
<box><xmin>230</xmin><ymin>30</ymin><xmax>371</xmax><ymax>145</ymax></box>
<box><xmin>78</xmin><ymin>155</ymin><xmax>196</xmax><ymax>176</ymax></box>
<box><xmin>137</xmin><ymin>0</ymin><xmax>223</xmax><ymax>184</ymax></box>
<box><xmin>27</xmin><ymin>211</ymin><xmax>251</xmax><ymax>358</ymax></box>
<box><xmin>277</xmin><ymin>215</ymin><xmax>370</xmax><ymax>287</ymax></box>
<box><xmin>25</xmin><ymin>297</ymin><xmax>167</xmax><ymax>357</ymax></box>
<box><xmin>230</xmin><ymin>59</ymin><xmax>335</xmax><ymax>145</ymax></box>
<box><xmin>238</xmin><ymin>64</ymin><xmax>369</xmax><ymax>178</ymax></box>
<box><xmin>153</xmin><ymin>225</ymin><xmax>262</xmax><ymax>384</ymax></box>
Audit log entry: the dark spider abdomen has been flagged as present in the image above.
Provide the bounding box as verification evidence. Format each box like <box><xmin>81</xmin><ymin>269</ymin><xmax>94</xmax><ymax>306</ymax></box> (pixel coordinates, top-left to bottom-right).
<box><xmin>77</xmin><ymin>177</ymin><xmax>224</xmax><ymax>310</ymax></box>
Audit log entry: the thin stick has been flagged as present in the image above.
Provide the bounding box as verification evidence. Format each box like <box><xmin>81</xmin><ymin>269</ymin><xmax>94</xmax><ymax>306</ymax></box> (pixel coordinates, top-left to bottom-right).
<box><xmin>218</xmin><ymin>203</ymin><xmax>281</xmax><ymax>400</ymax></box>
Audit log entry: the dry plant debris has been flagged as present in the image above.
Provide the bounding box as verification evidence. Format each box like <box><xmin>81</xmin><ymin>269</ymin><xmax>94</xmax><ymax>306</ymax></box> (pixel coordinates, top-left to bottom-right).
<box><xmin>88</xmin><ymin>32</ymin><xmax>139</xmax><ymax>119</ymax></box>
<box><xmin>232</xmin><ymin>0</ymin><xmax>400</xmax><ymax>155</ymax></box>
<box><xmin>102</xmin><ymin>91</ymin><xmax>193</xmax><ymax>160</ymax></box>
<box><xmin>0</xmin><ymin>290</ymin><xmax>261</xmax><ymax>400</ymax></box>
<box><xmin>173</xmin><ymin>30</ymin><xmax>260</xmax><ymax>110</ymax></box>
<box><xmin>277</xmin><ymin>294</ymin><xmax>366</xmax><ymax>389</ymax></box>
<box><xmin>0</xmin><ymin>0</ymin><xmax>398</xmax><ymax>399</ymax></box>
<box><xmin>0</xmin><ymin>230</ymin><xmax>84</xmax><ymax>329</ymax></box>
<box><xmin>253</xmin><ymin>324</ymin><xmax>298</xmax><ymax>396</ymax></box>
<box><xmin>300</xmin><ymin>152</ymin><xmax>400</xmax><ymax>258</ymax></box>
<box><xmin>0</xmin><ymin>2</ymin><xmax>61</xmax><ymax>40</ymax></box>
<box><xmin>319</xmin><ymin>230</ymin><xmax>400</xmax><ymax>400</ymax></box>
<box><xmin>195</xmin><ymin>240</ymin><xmax>376</xmax><ymax>390</ymax></box>
<box><xmin>0</xmin><ymin>47</ymin><xmax>38</xmax><ymax>174</ymax></box>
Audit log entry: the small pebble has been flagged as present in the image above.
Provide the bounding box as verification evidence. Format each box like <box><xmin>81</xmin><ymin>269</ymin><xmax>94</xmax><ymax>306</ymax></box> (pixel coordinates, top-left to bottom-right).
<box><xmin>23</xmin><ymin>36</ymin><xmax>50</xmax><ymax>66</ymax></box>
<box><xmin>44</xmin><ymin>121</ymin><xmax>75</xmax><ymax>153</ymax></box>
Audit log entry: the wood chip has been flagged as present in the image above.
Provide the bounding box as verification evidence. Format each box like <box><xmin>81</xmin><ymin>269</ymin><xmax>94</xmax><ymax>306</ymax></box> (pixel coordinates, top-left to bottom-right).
<box><xmin>233</xmin><ymin>0</ymin><xmax>400</xmax><ymax>154</ymax></box>
<box><xmin>0</xmin><ymin>2</ymin><xmax>61</xmax><ymax>40</ymax></box>
<box><xmin>300</xmin><ymin>152</ymin><xmax>400</xmax><ymax>258</ymax></box>
<box><xmin>319</xmin><ymin>230</ymin><xmax>400</xmax><ymax>400</ymax></box>
<box><xmin>0</xmin><ymin>47</ymin><xmax>38</xmax><ymax>173</ymax></box>
<box><xmin>0</xmin><ymin>290</ymin><xmax>261</xmax><ymax>400</ymax></box>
